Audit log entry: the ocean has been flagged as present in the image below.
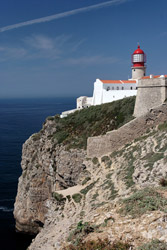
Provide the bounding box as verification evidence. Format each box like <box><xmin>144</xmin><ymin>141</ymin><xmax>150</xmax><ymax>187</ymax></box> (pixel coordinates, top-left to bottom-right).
<box><xmin>0</xmin><ymin>97</ymin><xmax>76</xmax><ymax>250</ymax></box>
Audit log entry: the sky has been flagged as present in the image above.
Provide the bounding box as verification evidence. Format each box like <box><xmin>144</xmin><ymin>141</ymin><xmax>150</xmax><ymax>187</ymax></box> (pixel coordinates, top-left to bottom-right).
<box><xmin>0</xmin><ymin>0</ymin><xmax>167</xmax><ymax>98</ymax></box>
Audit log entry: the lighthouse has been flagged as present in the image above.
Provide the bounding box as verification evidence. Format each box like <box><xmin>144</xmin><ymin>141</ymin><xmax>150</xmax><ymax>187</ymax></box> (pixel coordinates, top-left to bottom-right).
<box><xmin>131</xmin><ymin>45</ymin><xmax>146</xmax><ymax>79</ymax></box>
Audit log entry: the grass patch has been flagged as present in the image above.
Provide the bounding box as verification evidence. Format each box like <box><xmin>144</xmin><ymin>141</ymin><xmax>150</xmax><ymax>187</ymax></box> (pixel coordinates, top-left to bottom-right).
<box><xmin>102</xmin><ymin>179</ymin><xmax>118</xmax><ymax>200</ymax></box>
<box><xmin>119</xmin><ymin>188</ymin><xmax>167</xmax><ymax>218</ymax></box>
<box><xmin>142</xmin><ymin>152</ymin><xmax>164</xmax><ymax>170</ymax></box>
<box><xmin>123</xmin><ymin>151</ymin><xmax>135</xmax><ymax>188</ymax></box>
<box><xmin>72</xmin><ymin>193</ymin><xmax>82</xmax><ymax>203</ymax></box>
<box><xmin>138</xmin><ymin>239</ymin><xmax>167</xmax><ymax>250</ymax></box>
<box><xmin>48</xmin><ymin>96</ymin><xmax>135</xmax><ymax>149</ymax></box>
<box><xmin>65</xmin><ymin>238</ymin><xmax>132</xmax><ymax>250</ymax></box>
<box><xmin>134</xmin><ymin>131</ymin><xmax>156</xmax><ymax>142</ymax></box>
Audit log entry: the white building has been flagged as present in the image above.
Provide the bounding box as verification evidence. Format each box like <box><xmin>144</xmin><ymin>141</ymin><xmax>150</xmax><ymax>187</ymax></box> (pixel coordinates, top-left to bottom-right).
<box><xmin>91</xmin><ymin>79</ymin><xmax>137</xmax><ymax>106</ymax></box>
<box><xmin>60</xmin><ymin>45</ymin><xmax>146</xmax><ymax>118</ymax></box>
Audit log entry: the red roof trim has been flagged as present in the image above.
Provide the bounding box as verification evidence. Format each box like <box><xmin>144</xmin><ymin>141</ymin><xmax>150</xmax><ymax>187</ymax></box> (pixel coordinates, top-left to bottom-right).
<box><xmin>101</xmin><ymin>80</ymin><xmax>136</xmax><ymax>84</ymax></box>
<box><xmin>142</xmin><ymin>75</ymin><xmax>167</xmax><ymax>79</ymax></box>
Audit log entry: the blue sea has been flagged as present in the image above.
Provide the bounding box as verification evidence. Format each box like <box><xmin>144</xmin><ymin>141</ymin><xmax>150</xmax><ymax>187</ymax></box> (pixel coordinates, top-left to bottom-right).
<box><xmin>0</xmin><ymin>97</ymin><xmax>76</xmax><ymax>250</ymax></box>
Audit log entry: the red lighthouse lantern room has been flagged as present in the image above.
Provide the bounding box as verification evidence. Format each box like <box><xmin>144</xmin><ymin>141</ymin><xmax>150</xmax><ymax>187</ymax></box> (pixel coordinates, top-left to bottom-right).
<box><xmin>131</xmin><ymin>45</ymin><xmax>146</xmax><ymax>79</ymax></box>
<box><xmin>132</xmin><ymin>45</ymin><xmax>146</xmax><ymax>68</ymax></box>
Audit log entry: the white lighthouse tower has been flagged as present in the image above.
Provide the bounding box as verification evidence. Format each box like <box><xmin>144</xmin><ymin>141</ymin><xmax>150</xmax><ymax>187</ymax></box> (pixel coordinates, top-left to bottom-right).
<box><xmin>131</xmin><ymin>45</ymin><xmax>146</xmax><ymax>79</ymax></box>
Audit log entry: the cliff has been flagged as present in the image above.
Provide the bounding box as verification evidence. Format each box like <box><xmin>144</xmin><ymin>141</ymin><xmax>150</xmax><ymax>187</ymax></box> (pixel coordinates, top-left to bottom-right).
<box><xmin>14</xmin><ymin>97</ymin><xmax>167</xmax><ymax>250</ymax></box>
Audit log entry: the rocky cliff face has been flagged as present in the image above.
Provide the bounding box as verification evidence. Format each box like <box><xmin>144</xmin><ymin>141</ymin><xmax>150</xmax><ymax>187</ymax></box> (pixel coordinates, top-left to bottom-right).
<box><xmin>14</xmin><ymin>119</ymin><xmax>86</xmax><ymax>234</ymax></box>
<box><xmin>14</xmin><ymin>101</ymin><xmax>167</xmax><ymax>249</ymax></box>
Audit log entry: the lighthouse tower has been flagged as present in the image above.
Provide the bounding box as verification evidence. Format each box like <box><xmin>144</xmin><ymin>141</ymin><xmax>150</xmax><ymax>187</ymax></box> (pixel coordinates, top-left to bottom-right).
<box><xmin>131</xmin><ymin>45</ymin><xmax>146</xmax><ymax>79</ymax></box>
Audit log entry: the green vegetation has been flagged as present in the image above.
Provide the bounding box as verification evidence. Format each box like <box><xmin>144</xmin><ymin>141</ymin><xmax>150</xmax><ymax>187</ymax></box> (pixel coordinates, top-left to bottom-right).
<box><xmin>119</xmin><ymin>188</ymin><xmax>167</xmax><ymax>217</ymax></box>
<box><xmin>158</xmin><ymin>121</ymin><xmax>167</xmax><ymax>131</ymax></box>
<box><xmin>134</xmin><ymin>131</ymin><xmax>156</xmax><ymax>142</ymax></box>
<box><xmin>65</xmin><ymin>238</ymin><xmax>132</xmax><ymax>250</ymax></box>
<box><xmin>80</xmin><ymin>181</ymin><xmax>97</xmax><ymax>195</ymax></box>
<box><xmin>52</xmin><ymin>130</ymin><xmax>69</xmax><ymax>144</ymax></box>
<box><xmin>35</xmin><ymin>164</ymin><xmax>41</xmax><ymax>169</ymax></box>
<box><xmin>142</xmin><ymin>152</ymin><xmax>164</xmax><ymax>170</ymax></box>
<box><xmin>159</xmin><ymin>178</ymin><xmax>167</xmax><ymax>187</ymax></box>
<box><xmin>66</xmin><ymin>195</ymin><xmax>71</xmax><ymax>202</ymax></box>
<box><xmin>138</xmin><ymin>239</ymin><xmax>167</xmax><ymax>250</ymax></box>
<box><xmin>92</xmin><ymin>191</ymin><xmax>99</xmax><ymax>200</ymax></box>
<box><xmin>101</xmin><ymin>155</ymin><xmax>110</xmax><ymax>163</ymax></box>
<box><xmin>52</xmin><ymin>192</ymin><xmax>66</xmax><ymax>202</ymax></box>
<box><xmin>67</xmin><ymin>221</ymin><xmax>95</xmax><ymax>245</ymax></box>
<box><xmin>47</xmin><ymin>96</ymin><xmax>135</xmax><ymax>149</ymax></box>
<box><xmin>32</xmin><ymin>132</ymin><xmax>41</xmax><ymax>141</ymax></box>
<box><xmin>72</xmin><ymin>193</ymin><xmax>82</xmax><ymax>203</ymax></box>
<box><xmin>82</xmin><ymin>177</ymin><xmax>91</xmax><ymax>185</ymax></box>
<box><xmin>102</xmin><ymin>179</ymin><xmax>118</xmax><ymax>200</ymax></box>
<box><xmin>123</xmin><ymin>150</ymin><xmax>136</xmax><ymax>188</ymax></box>
<box><xmin>92</xmin><ymin>157</ymin><xmax>98</xmax><ymax>165</ymax></box>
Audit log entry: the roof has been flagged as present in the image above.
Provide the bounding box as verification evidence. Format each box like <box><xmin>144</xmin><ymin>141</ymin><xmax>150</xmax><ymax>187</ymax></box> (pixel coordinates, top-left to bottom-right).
<box><xmin>133</xmin><ymin>45</ymin><xmax>145</xmax><ymax>55</ymax></box>
<box><xmin>101</xmin><ymin>80</ymin><xmax>137</xmax><ymax>84</ymax></box>
<box><xmin>142</xmin><ymin>75</ymin><xmax>167</xmax><ymax>79</ymax></box>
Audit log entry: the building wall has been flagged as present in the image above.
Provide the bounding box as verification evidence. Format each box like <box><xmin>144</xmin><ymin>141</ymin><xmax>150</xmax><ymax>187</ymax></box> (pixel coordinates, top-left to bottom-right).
<box><xmin>132</xmin><ymin>67</ymin><xmax>146</xmax><ymax>79</ymax></box>
<box><xmin>134</xmin><ymin>77</ymin><xmax>167</xmax><ymax>117</ymax></box>
<box><xmin>92</xmin><ymin>79</ymin><xmax>103</xmax><ymax>105</ymax></box>
<box><xmin>92</xmin><ymin>79</ymin><xmax>137</xmax><ymax>105</ymax></box>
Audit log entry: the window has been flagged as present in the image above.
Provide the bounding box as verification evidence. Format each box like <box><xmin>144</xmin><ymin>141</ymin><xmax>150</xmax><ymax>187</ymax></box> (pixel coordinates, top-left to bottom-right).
<box><xmin>122</xmin><ymin>87</ymin><xmax>124</xmax><ymax>90</ymax></box>
<box><xmin>117</xmin><ymin>87</ymin><xmax>119</xmax><ymax>90</ymax></box>
<box><xmin>133</xmin><ymin>54</ymin><xmax>144</xmax><ymax>62</ymax></box>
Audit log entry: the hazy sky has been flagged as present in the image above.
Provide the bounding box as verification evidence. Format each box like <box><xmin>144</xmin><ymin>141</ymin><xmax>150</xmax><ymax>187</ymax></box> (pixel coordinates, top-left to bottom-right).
<box><xmin>0</xmin><ymin>0</ymin><xmax>167</xmax><ymax>98</ymax></box>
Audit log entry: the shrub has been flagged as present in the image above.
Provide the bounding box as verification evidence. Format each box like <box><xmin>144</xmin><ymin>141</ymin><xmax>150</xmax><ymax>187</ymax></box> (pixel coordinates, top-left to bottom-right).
<box><xmin>80</xmin><ymin>181</ymin><xmax>96</xmax><ymax>195</ymax></box>
<box><xmin>66</xmin><ymin>195</ymin><xmax>71</xmax><ymax>202</ymax></box>
<box><xmin>138</xmin><ymin>239</ymin><xmax>167</xmax><ymax>250</ymax></box>
<box><xmin>67</xmin><ymin>221</ymin><xmax>95</xmax><ymax>245</ymax></box>
<box><xmin>92</xmin><ymin>157</ymin><xmax>98</xmax><ymax>165</ymax></box>
<box><xmin>32</xmin><ymin>132</ymin><xmax>41</xmax><ymax>141</ymax></box>
<box><xmin>72</xmin><ymin>193</ymin><xmax>82</xmax><ymax>203</ymax></box>
<box><xmin>53</xmin><ymin>131</ymin><xmax>69</xmax><ymax>144</ymax></box>
<box><xmin>82</xmin><ymin>177</ymin><xmax>91</xmax><ymax>185</ymax></box>
<box><xmin>46</xmin><ymin>116</ymin><xmax>54</xmax><ymax>121</ymax></box>
<box><xmin>52</xmin><ymin>192</ymin><xmax>66</xmax><ymax>202</ymax></box>
<box><xmin>101</xmin><ymin>155</ymin><xmax>110</xmax><ymax>163</ymax></box>
<box><xmin>159</xmin><ymin>178</ymin><xmax>167</xmax><ymax>187</ymax></box>
<box><xmin>119</xmin><ymin>188</ymin><xmax>167</xmax><ymax>217</ymax></box>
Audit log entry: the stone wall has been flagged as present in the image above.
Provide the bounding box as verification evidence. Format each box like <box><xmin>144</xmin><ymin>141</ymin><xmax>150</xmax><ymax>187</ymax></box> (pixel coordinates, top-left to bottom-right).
<box><xmin>134</xmin><ymin>77</ymin><xmax>167</xmax><ymax>117</ymax></box>
<box><xmin>87</xmin><ymin>103</ymin><xmax>167</xmax><ymax>158</ymax></box>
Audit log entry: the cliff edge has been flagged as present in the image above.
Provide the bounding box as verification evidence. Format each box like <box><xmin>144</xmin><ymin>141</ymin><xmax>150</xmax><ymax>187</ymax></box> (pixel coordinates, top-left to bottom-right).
<box><xmin>14</xmin><ymin>97</ymin><xmax>167</xmax><ymax>249</ymax></box>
